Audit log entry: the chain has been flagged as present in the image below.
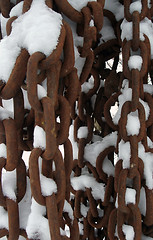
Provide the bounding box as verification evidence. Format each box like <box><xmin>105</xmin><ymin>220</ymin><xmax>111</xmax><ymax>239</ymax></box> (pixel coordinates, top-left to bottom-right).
<box><xmin>0</xmin><ymin>0</ymin><xmax>153</xmax><ymax>239</ymax></box>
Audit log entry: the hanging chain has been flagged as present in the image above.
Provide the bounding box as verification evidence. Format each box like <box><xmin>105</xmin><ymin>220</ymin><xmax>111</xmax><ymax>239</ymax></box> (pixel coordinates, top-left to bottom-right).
<box><xmin>0</xmin><ymin>0</ymin><xmax>153</xmax><ymax>239</ymax></box>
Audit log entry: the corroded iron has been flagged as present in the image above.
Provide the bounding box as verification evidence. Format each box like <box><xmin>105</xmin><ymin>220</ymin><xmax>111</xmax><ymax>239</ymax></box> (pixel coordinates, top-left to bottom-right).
<box><xmin>0</xmin><ymin>0</ymin><xmax>152</xmax><ymax>239</ymax></box>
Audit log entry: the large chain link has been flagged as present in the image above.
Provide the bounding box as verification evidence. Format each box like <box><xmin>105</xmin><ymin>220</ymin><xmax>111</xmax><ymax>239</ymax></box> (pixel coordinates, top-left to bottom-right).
<box><xmin>0</xmin><ymin>0</ymin><xmax>153</xmax><ymax>239</ymax></box>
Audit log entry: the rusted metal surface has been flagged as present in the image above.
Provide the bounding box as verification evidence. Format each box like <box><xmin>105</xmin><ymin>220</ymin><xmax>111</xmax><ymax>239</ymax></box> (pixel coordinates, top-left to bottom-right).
<box><xmin>0</xmin><ymin>0</ymin><xmax>153</xmax><ymax>239</ymax></box>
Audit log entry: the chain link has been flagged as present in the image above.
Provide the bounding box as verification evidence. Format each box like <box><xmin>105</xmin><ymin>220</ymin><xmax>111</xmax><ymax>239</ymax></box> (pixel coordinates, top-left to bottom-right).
<box><xmin>0</xmin><ymin>0</ymin><xmax>153</xmax><ymax>239</ymax></box>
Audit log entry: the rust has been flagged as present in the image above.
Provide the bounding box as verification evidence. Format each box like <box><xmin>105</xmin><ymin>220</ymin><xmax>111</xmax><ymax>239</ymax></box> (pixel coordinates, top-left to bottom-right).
<box><xmin>27</xmin><ymin>52</ymin><xmax>45</xmax><ymax>113</ymax></box>
<box><xmin>0</xmin><ymin>0</ymin><xmax>153</xmax><ymax>239</ymax></box>
<box><xmin>6</xmin><ymin>16</ymin><xmax>18</xmax><ymax>36</ymax></box>
<box><xmin>0</xmin><ymin>0</ymin><xmax>11</xmax><ymax>18</ymax></box>
<box><xmin>7</xmin><ymin>198</ymin><xmax>20</xmax><ymax>240</ymax></box>
<box><xmin>3</xmin><ymin>119</ymin><xmax>19</xmax><ymax>171</ymax></box>
<box><xmin>0</xmin><ymin>49</ymin><xmax>30</xmax><ymax>100</ymax></box>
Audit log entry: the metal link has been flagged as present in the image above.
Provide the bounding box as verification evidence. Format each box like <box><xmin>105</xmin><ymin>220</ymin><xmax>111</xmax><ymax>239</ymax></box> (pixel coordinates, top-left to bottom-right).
<box><xmin>0</xmin><ymin>0</ymin><xmax>153</xmax><ymax>239</ymax></box>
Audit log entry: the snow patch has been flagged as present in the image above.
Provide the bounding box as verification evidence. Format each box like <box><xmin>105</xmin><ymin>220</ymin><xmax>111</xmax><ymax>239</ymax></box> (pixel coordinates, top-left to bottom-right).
<box><xmin>125</xmin><ymin>188</ymin><xmax>136</xmax><ymax>205</ymax></box>
<box><xmin>40</xmin><ymin>174</ymin><xmax>57</xmax><ymax>197</ymax></box>
<box><xmin>77</xmin><ymin>126</ymin><xmax>88</xmax><ymax>139</ymax></box>
<box><xmin>122</xmin><ymin>224</ymin><xmax>135</xmax><ymax>240</ymax></box>
<box><xmin>128</xmin><ymin>56</ymin><xmax>143</xmax><ymax>71</ymax></box>
<box><xmin>26</xmin><ymin>198</ymin><xmax>51</xmax><ymax>240</ymax></box>
<box><xmin>33</xmin><ymin>125</ymin><xmax>46</xmax><ymax>150</ymax></box>
<box><xmin>0</xmin><ymin>143</ymin><xmax>7</xmax><ymax>158</ymax></box>
<box><xmin>2</xmin><ymin>169</ymin><xmax>16</xmax><ymax>200</ymax></box>
<box><xmin>71</xmin><ymin>175</ymin><xmax>105</xmax><ymax>201</ymax></box>
<box><xmin>84</xmin><ymin>132</ymin><xmax>117</xmax><ymax>167</ymax></box>
<box><xmin>118</xmin><ymin>140</ymin><xmax>131</xmax><ymax>169</ymax></box>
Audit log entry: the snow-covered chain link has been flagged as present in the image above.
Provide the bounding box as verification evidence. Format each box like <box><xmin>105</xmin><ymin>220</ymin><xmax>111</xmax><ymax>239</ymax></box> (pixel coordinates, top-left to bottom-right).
<box><xmin>0</xmin><ymin>0</ymin><xmax>153</xmax><ymax>239</ymax></box>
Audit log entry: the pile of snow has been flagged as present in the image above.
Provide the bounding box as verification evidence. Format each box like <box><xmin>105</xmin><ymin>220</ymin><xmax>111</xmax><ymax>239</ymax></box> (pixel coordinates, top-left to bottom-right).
<box><xmin>71</xmin><ymin>175</ymin><xmax>105</xmax><ymax>201</ymax></box>
<box><xmin>26</xmin><ymin>198</ymin><xmax>51</xmax><ymax>240</ymax></box>
<box><xmin>0</xmin><ymin>0</ymin><xmax>63</xmax><ymax>83</ymax></box>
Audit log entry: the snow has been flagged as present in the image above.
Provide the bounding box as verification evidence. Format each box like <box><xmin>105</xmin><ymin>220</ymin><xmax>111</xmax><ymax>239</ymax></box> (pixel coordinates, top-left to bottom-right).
<box><xmin>75</xmin><ymin>56</ymin><xmax>86</xmax><ymax>78</ymax></box>
<box><xmin>128</xmin><ymin>56</ymin><xmax>143</xmax><ymax>71</ymax></box>
<box><xmin>77</xmin><ymin>126</ymin><xmax>88</xmax><ymax>139</ymax></box>
<box><xmin>144</xmin><ymin>84</ymin><xmax>153</xmax><ymax>94</ymax></box>
<box><xmin>138</xmin><ymin>142</ymin><xmax>153</xmax><ymax>189</ymax></box>
<box><xmin>122</xmin><ymin>224</ymin><xmax>135</xmax><ymax>240</ymax></box>
<box><xmin>80</xmin><ymin>203</ymin><xmax>89</xmax><ymax>217</ymax></box>
<box><xmin>121</xmin><ymin>17</ymin><xmax>153</xmax><ymax>59</ymax></box>
<box><xmin>12</xmin><ymin>0</ymin><xmax>62</xmax><ymax>56</ymax></box>
<box><xmin>139</xmin><ymin>98</ymin><xmax>150</xmax><ymax>121</ymax></box>
<box><xmin>10</xmin><ymin>1</ymin><xmax>23</xmax><ymax>18</ymax></box>
<box><xmin>113</xmin><ymin>80</ymin><xmax>150</xmax><ymax>125</ymax></box>
<box><xmin>0</xmin><ymin>143</ymin><xmax>7</xmax><ymax>158</ymax></box>
<box><xmin>113</xmin><ymin>81</ymin><xmax>132</xmax><ymax>125</ymax></box>
<box><xmin>67</xmin><ymin>0</ymin><xmax>96</xmax><ymax>12</ymax></box>
<box><xmin>69</xmin><ymin>125</ymin><xmax>78</xmax><ymax>160</ymax></box>
<box><xmin>84</xmin><ymin>131</ymin><xmax>117</xmax><ymax>167</ymax></box>
<box><xmin>126</xmin><ymin>112</ymin><xmax>140</xmax><ymax>136</ymax></box>
<box><xmin>0</xmin><ymin>237</ymin><xmax>25</xmax><ymax>240</ymax></box>
<box><xmin>33</xmin><ymin>125</ymin><xmax>46</xmax><ymax>150</ymax></box>
<box><xmin>115</xmin><ymin>194</ymin><xmax>118</xmax><ymax>208</ymax></box>
<box><xmin>22</xmin><ymin>151</ymin><xmax>31</xmax><ymax>168</ymax></box>
<box><xmin>89</xmin><ymin>19</ymin><xmax>94</xmax><ymax>27</ymax></box>
<box><xmin>2</xmin><ymin>169</ymin><xmax>16</xmax><ymax>201</ymax></box>
<box><xmin>0</xmin><ymin>0</ymin><xmax>63</xmax><ymax>83</ymax></box>
<box><xmin>26</xmin><ymin>198</ymin><xmax>51</xmax><ymax>240</ymax></box>
<box><xmin>37</xmin><ymin>84</ymin><xmax>47</xmax><ymax>100</ymax></box>
<box><xmin>142</xmin><ymin>235</ymin><xmax>153</xmax><ymax>240</ymax></box>
<box><xmin>0</xmin><ymin>0</ymin><xmax>152</xmax><ymax>238</ymax></box>
<box><xmin>102</xmin><ymin>157</ymin><xmax>115</xmax><ymax>177</ymax></box>
<box><xmin>129</xmin><ymin>2</ymin><xmax>142</xmax><ymax>14</ymax></box>
<box><xmin>0</xmin><ymin>38</ymin><xmax>21</xmax><ymax>82</ymax></box>
<box><xmin>0</xmin><ymin>207</ymin><xmax>8</xmax><ymax>230</ymax></box>
<box><xmin>139</xmin><ymin>187</ymin><xmax>146</xmax><ymax>216</ymax></box>
<box><xmin>63</xmin><ymin>200</ymin><xmax>74</xmax><ymax>222</ymax></box>
<box><xmin>110</xmin><ymin>102</ymin><xmax>118</xmax><ymax>118</ymax></box>
<box><xmin>104</xmin><ymin>0</ymin><xmax>124</xmax><ymax>21</ymax></box>
<box><xmin>125</xmin><ymin>188</ymin><xmax>136</xmax><ymax>205</ymax></box>
<box><xmin>81</xmin><ymin>76</ymin><xmax>94</xmax><ymax>94</ymax></box>
<box><xmin>78</xmin><ymin>222</ymin><xmax>84</xmax><ymax>235</ymax></box>
<box><xmin>22</xmin><ymin>88</ymin><xmax>31</xmax><ymax>110</ymax></box>
<box><xmin>60</xmin><ymin>227</ymin><xmax>70</xmax><ymax>237</ymax></box>
<box><xmin>71</xmin><ymin>175</ymin><xmax>105</xmax><ymax>201</ymax></box>
<box><xmin>118</xmin><ymin>140</ymin><xmax>131</xmax><ymax>169</ymax></box>
<box><xmin>1</xmin><ymin>15</ymin><xmax>8</xmax><ymax>38</ymax></box>
<box><xmin>19</xmin><ymin>178</ymin><xmax>31</xmax><ymax>230</ymax></box>
<box><xmin>99</xmin><ymin>17</ymin><xmax>116</xmax><ymax>45</ymax></box>
<box><xmin>62</xmin><ymin>15</ymin><xmax>85</xmax><ymax>78</ymax></box>
<box><xmin>2</xmin><ymin>99</ymin><xmax>14</xmax><ymax>116</ymax></box>
<box><xmin>40</xmin><ymin>174</ymin><xmax>57</xmax><ymax>197</ymax></box>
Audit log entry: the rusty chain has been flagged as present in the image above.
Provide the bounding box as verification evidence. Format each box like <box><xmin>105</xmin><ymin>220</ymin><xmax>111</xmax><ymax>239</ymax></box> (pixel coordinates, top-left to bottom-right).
<box><xmin>0</xmin><ymin>0</ymin><xmax>153</xmax><ymax>239</ymax></box>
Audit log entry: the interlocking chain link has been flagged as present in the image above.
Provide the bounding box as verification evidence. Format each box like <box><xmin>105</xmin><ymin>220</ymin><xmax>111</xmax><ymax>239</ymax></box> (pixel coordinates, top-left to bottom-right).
<box><xmin>0</xmin><ymin>0</ymin><xmax>153</xmax><ymax>239</ymax></box>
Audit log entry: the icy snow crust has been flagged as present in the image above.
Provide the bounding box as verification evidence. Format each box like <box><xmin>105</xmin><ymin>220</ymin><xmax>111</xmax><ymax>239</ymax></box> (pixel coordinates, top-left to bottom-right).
<box><xmin>0</xmin><ymin>0</ymin><xmax>62</xmax><ymax>83</ymax></box>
